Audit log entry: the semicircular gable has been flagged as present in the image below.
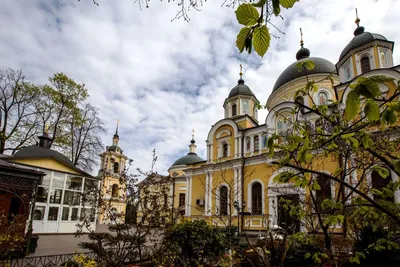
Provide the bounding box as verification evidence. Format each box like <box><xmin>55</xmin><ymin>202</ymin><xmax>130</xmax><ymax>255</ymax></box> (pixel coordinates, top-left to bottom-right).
<box><xmin>207</xmin><ymin>119</ymin><xmax>240</xmax><ymax>145</ymax></box>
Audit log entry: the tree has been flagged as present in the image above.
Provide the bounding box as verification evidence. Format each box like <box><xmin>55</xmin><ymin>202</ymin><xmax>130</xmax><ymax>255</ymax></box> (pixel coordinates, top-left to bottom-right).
<box><xmin>69</xmin><ymin>103</ymin><xmax>106</xmax><ymax>173</ymax></box>
<box><xmin>0</xmin><ymin>209</ymin><xmax>26</xmax><ymax>259</ymax></box>
<box><xmin>78</xmin><ymin>152</ymin><xmax>176</xmax><ymax>266</ymax></box>
<box><xmin>0</xmin><ymin>69</ymin><xmax>41</xmax><ymax>154</ymax></box>
<box><xmin>265</xmin><ymin>60</ymin><xmax>400</xmax><ymax>264</ymax></box>
<box><xmin>0</xmin><ymin>68</ymin><xmax>104</xmax><ymax>172</ymax></box>
<box><xmin>82</xmin><ymin>0</ymin><xmax>300</xmax><ymax>57</ymax></box>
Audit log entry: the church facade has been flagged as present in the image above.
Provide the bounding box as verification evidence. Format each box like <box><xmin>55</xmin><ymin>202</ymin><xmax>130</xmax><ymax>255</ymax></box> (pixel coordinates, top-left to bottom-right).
<box><xmin>98</xmin><ymin>124</ymin><xmax>129</xmax><ymax>224</ymax></box>
<box><xmin>164</xmin><ymin>22</ymin><xmax>400</xmax><ymax>231</ymax></box>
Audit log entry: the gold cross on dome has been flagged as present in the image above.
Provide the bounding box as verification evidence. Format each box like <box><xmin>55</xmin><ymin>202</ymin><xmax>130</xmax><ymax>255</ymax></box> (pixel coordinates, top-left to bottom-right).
<box><xmin>116</xmin><ymin>119</ymin><xmax>120</xmax><ymax>126</ymax></box>
<box><xmin>192</xmin><ymin>129</ymin><xmax>195</xmax><ymax>140</ymax></box>
<box><xmin>239</xmin><ymin>64</ymin><xmax>243</xmax><ymax>79</ymax></box>
<box><xmin>300</xmin><ymin>28</ymin><xmax>304</xmax><ymax>46</ymax></box>
<box><xmin>355</xmin><ymin>8</ymin><xmax>360</xmax><ymax>27</ymax></box>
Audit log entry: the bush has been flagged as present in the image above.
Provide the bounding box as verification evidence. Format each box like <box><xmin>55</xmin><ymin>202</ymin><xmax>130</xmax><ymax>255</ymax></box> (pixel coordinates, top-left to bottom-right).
<box><xmin>284</xmin><ymin>243</ymin><xmax>321</xmax><ymax>267</ymax></box>
<box><xmin>154</xmin><ymin>220</ymin><xmax>226</xmax><ymax>266</ymax></box>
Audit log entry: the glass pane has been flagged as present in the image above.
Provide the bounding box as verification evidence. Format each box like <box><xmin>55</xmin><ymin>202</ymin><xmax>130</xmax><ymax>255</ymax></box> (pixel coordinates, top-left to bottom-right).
<box><xmin>63</xmin><ymin>191</ymin><xmax>81</xmax><ymax>206</ymax></box>
<box><xmin>36</xmin><ymin>187</ymin><xmax>48</xmax><ymax>203</ymax></box>
<box><xmin>41</xmin><ymin>170</ymin><xmax>52</xmax><ymax>187</ymax></box>
<box><xmin>62</xmin><ymin>207</ymin><xmax>69</xmax><ymax>221</ymax></box>
<box><xmin>71</xmin><ymin>208</ymin><xmax>79</xmax><ymax>221</ymax></box>
<box><xmin>52</xmin><ymin>172</ymin><xmax>65</xmax><ymax>189</ymax></box>
<box><xmin>66</xmin><ymin>175</ymin><xmax>82</xmax><ymax>191</ymax></box>
<box><xmin>33</xmin><ymin>206</ymin><xmax>45</xmax><ymax>220</ymax></box>
<box><xmin>84</xmin><ymin>179</ymin><xmax>98</xmax><ymax>192</ymax></box>
<box><xmin>80</xmin><ymin>208</ymin><xmax>95</xmax><ymax>222</ymax></box>
<box><xmin>49</xmin><ymin>189</ymin><xmax>63</xmax><ymax>204</ymax></box>
<box><xmin>48</xmin><ymin>207</ymin><xmax>59</xmax><ymax>221</ymax></box>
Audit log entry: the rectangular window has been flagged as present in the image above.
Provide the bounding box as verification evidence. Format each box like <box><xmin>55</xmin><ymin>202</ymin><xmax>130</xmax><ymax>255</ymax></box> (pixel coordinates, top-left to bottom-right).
<box><xmin>63</xmin><ymin>191</ymin><xmax>81</xmax><ymax>206</ymax></box>
<box><xmin>66</xmin><ymin>175</ymin><xmax>82</xmax><ymax>191</ymax></box>
<box><xmin>33</xmin><ymin>206</ymin><xmax>45</xmax><ymax>220</ymax></box>
<box><xmin>179</xmin><ymin>193</ymin><xmax>185</xmax><ymax>207</ymax></box>
<box><xmin>36</xmin><ymin>187</ymin><xmax>49</xmax><ymax>203</ymax></box>
<box><xmin>48</xmin><ymin>207</ymin><xmax>59</xmax><ymax>221</ymax></box>
<box><xmin>49</xmin><ymin>189</ymin><xmax>63</xmax><ymax>204</ymax></box>
<box><xmin>62</xmin><ymin>207</ymin><xmax>70</xmax><ymax>221</ymax></box>
<box><xmin>71</xmin><ymin>208</ymin><xmax>79</xmax><ymax>221</ymax></box>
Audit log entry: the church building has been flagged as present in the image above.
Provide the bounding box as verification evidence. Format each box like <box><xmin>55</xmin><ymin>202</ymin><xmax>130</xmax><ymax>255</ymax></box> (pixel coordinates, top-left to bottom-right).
<box><xmin>98</xmin><ymin>123</ymin><xmax>129</xmax><ymax>224</ymax></box>
<box><xmin>164</xmin><ymin>19</ymin><xmax>400</xmax><ymax>231</ymax></box>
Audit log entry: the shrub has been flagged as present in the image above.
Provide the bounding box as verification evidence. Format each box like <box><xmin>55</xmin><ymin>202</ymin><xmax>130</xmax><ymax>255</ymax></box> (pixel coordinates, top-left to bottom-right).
<box><xmin>155</xmin><ymin>220</ymin><xmax>226</xmax><ymax>266</ymax></box>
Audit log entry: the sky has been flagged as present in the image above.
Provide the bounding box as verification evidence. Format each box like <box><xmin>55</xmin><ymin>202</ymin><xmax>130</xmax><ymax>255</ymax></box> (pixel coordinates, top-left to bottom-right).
<box><xmin>1</xmin><ymin>0</ymin><xmax>399</xmax><ymax>175</ymax></box>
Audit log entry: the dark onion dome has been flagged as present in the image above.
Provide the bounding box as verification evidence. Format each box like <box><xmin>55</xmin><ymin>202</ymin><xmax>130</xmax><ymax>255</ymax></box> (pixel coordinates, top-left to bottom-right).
<box><xmin>171</xmin><ymin>152</ymin><xmax>204</xmax><ymax>167</ymax></box>
<box><xmin>339</xmin><ymin>26</ymin><xmax>388</xmax><ymax>61</ymax></box>
<box><xmin>272</xmin><ymin>57</ymin><xmax>336</xmax><ymax>92</ymax></box>
<box><xmin>296</xmin><ymin>47</ymin><xmax>310</xmax><ymax>60</ymax></box>
<box><xmin>12</xmin><ymin>146</ymin><xmax>95</xmax><ymax>177</ymax></box>
<box><xmin>228</xmin><ymin>79</ymin><xmax>257</xmax><ymax>99</ymax></box>
<box><xmin>107</xmin><ymin>145</ymin><xmax>123</xmax><ymax>153</ymax></box>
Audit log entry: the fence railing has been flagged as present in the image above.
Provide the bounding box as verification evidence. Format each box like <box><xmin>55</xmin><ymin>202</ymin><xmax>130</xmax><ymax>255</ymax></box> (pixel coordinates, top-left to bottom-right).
<box><xmin>0</xmin><ymin>252</ymin><xmax>97</xmax><ymax>267</ymax></box>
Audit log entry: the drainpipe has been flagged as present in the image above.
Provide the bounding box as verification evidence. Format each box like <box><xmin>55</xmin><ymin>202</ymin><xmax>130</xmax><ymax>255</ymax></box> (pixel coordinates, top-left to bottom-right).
<box><xmin>241</xmin><ymin>132</ymin><xmax>245</xmax><ymax>232</ymax></box>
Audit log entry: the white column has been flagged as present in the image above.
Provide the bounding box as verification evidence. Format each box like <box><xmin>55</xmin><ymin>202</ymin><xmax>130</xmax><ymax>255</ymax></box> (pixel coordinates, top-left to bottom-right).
<box><xmin>233</xmin><ymin>169</ymin><xmax>238</xmax><ymax>215</ymax></box>
<box><xmin>189</xmin><ymin>176</ymin><xmax>193</xmax><ymax>216</ymax></box>
<box><xmin>208</xmin><ymin>172</ymin><xmax>213</xmax><ymax>215</ymax></box>
<box><xmin>204</xmin><ymin>173</ymin><xmax>209</xmax><ymax>216</ymax></box>
<box><xmin>236</xmin><ymin>167</ymin><xmax>242</xmax><ymax>209</ymax></box>
<box><xmin>234</xmin><ymin>137</ymin><xmax>238</xmax><ymax>158</ymax></box>
<box><xmin>258</xmin><ymin>133</ymin><xmax>262</xmax><ymax>154</ymax></box>
<box><xmin>206</xmin><ymin>144</ymin><xmax>210</xmax><ymax>162</ymax></box>
<box><xmin>250</xmin><ymin>135</ymin><xmax>254</xmax><ymax>156</ymax></box>
<box><xmin>210</xmin><ymin>145</ymin><xmax>214</xmax><ymax>162</ymax></box>
<box><xmin>185</xmin><ymin>177</ymin><xmax>190</xmax><ymax>216</ymax></box>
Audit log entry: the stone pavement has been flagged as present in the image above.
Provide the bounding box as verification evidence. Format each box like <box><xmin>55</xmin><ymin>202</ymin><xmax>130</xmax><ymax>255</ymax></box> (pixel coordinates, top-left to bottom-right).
<box><xmin>28</xmin><ymin>224</ymin><xmax>110</xmax><ymax>257</ymax></box>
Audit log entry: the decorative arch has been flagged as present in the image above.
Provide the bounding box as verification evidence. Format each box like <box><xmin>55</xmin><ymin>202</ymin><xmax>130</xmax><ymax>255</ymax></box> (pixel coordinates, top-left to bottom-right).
<box><xmin>247</xmin><ymin>179</ymin><xmax>265</xmax><ymax>215</ymax></box>
<box><xmin>207</xmin><ymin>119</ymin><xmax>240</xmax><ymax>144</ymax></box>
<box><xmin>216</xmin><ymin>183</ymin><xmax>230</xmax><ymax>216</ymax></box>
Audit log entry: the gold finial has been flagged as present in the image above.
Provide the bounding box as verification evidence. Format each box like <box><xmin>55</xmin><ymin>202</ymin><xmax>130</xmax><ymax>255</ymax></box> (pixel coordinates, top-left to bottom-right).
<box><xmin>116</xmin><ymin>119</ymin><xmax>120</xmax><ymax>126</ymax></box>
<box><xmin>239</xmin><ymin>64</ymin><xmax>243</xmax><ymax>79</ymax></box>
<box><xmin>192</xmin><ymin>129</ymin><xmax>195</xmax><ymax>140</ymax></box>
<box><xmin>300</xmin><ymin>28</ymin><xmax>304</xmax><ymax>47</ymax></box>
<box><xmin>355</xmin><ymin>8</ymin><xmax>360</xmax><ymax>27</ymax></box>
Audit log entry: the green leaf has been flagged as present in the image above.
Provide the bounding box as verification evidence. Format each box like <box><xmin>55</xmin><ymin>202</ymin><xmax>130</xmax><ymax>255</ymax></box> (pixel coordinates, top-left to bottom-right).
<box><xmin>348</xmin><ymin>136</ymin><xmax>359</xmax><ymax>149</ymax></box>
<box><xmin>296</xmin><ymin>59</ymin><xmax>315</xmax><ymax>71</ymax></box>
<box><xmin>383</xmin><ymin>109</ymin><xmax>397</xmax><ymax>125</ymax></box>
<box><xmin>304</xmin><ymin>252</ymin><xmax>311</xmax><ymax>259</ymax></box>
<box><xmin>253</xmin><ymin>25</ymin><xmax>270</xmax><ymax>57</ymax></box>
<box><xmin>236</xmin><ymin>27</ymin><xmax>251</xmax><ymax>53</ymax></box>
<box><xmin>364</xmin><ymin>100</ymin><xmax>380</xmax><ymax>121</ymax></box>
<box><xmin>272</xmin><ymin>0</ymin><xmax>281</xmax><ymax>15</ymax></box>
<box><xmin>252</xmin><ymin>0</ymin><xmax>266</xmax><ymax>8</ymax></box>
<box><xmin>373</xmin><ymin>166</ymin><xmax>390</xmax><ymax>179</ymax></box>
<box><xmin>355</xmin><ymin>80</ymin><xmax>381</xmax><ymax>98</ymax></box>
<box><xmin>361</xmin><ymin>132</ymin><xmax>373</xmax><ymax>148</ymax></box>
<box><xmin>279</xmin><ymin>0</ymin><xmax>299</xmax><ymax>8</ymax></box>
<box><xmin>235</xmin><ymin>4</ymin><xmax>260</xmax><ymax>26</ymax></box>
<box><xmin>345</xmin><ymin>90</ymin><xmax>361</xmax><ymax>120</ymax></box>
<box><xmin>395</xmin><ymin>160</ymin><xmax>400</xmax><ymax>174</ymax></box>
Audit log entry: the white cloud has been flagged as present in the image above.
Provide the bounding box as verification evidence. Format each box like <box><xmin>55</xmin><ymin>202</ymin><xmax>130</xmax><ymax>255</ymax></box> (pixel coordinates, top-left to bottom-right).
<box><xmin>0</xmin><ymin>0</ymin><xmax>399</xmax><ymax>174</ymax></box>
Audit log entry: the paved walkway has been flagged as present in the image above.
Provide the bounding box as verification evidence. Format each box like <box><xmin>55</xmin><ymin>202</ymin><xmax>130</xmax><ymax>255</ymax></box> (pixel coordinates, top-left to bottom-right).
<box><xmin>29</xmin><ymin>224</ymin><xmax>110</xmax><ymax>257</ymax></box>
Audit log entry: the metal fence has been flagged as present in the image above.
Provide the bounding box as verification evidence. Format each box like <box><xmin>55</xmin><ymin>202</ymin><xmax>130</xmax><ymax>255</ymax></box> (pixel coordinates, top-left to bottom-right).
<box><xmin>0</xmin><ymin>252</ymin><xmax>97</xmax><ymax>267</ymax></box>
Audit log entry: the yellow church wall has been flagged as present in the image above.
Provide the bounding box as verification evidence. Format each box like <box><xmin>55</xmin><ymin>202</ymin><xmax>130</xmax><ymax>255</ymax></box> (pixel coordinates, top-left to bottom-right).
<box><xmin>11</xmin><ymin>158</ymin><xmax>81</xmax><ymax>175</ymax></box>
<box><xmin>191</xmin><ymin>174</ymin><xmax>206</xmax><ymax>216</ymax></box>
<box><xmin>373</xmin><ymin>46</ymin><xmax>380</xmax><ymax>68</ymax></box>
<box><xmin>213</xmin><ymin>125</ymin><xmax>235</xmax><ymax>161</ymax></box>
<box><xmin>352</xmin><ymin>55</ymin><xmax>358</xmax><ymax>76</ymax></box>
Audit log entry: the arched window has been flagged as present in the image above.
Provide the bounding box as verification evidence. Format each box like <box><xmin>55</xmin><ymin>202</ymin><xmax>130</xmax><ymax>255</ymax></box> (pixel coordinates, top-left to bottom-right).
<box><xmin>113</xmin><ymin>162</ymin><xmax>119</xmax><ymax>174</ymax></box>
<box><xmin>252</xmin><ymin>182</ymin><xmax>262</xmax><ymax>215</ymax></box>
<box><xmin>246</xmin><ymin>137</ymin><xmax>251</xmax><ymax>152</ymax></box>
<box><xmin>220</xmin><ymin>186</ymin><xmax>228</xmax><ymax>215</ymax></box>
<box><xmin>111</xmin><ymin>184</ymin><xmax>119</xmax><ymax>197</ymax></box>
<box><xmin>361</xmin><ymin>56</ymin><xmax>371</xmax><ymax>73</ymax></box>
<box><xmin>232</xmin><ymin>104</ymin><xmax>237</xmax><ymax>116</ymax></box>
<box><xmin>262</xmin><ymin>134</ymin><xmax>268</xmax><ymax>148</ymax></box>
<box><xmin>254</xmin><ymin>136</ymin><xmax>259</xmax><ymax>151</ymax></box>
<box><xmin>315</xmin><ymin>175</ymin><xmax>331</xmax><ymax>211</ymax></box>
<box><xmin>222</xmin><ymin>142</ymin><xmax>228</xmax><ymax>157</ymax></box>
<box><xmin>276</xmin><ymin>116</ymin><xmax>291</xmax><ymax>135</ymax></box>
<box><xmin>371</xmin><ymin>168</ymin><xmax>392</xmax><ymax>201</ymax></box>
<box><xmin>318</xmin><ymin>92</ymin><xmax>328</xmax><ymax>105</ymax></box>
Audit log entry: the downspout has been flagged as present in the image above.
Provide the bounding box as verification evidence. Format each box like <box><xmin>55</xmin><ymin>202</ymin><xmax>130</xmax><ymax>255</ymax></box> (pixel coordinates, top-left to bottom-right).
<box><xmin>241</xmin><ymin>132</ymin><xmax>245</xmax><ymax>232</ymax></box>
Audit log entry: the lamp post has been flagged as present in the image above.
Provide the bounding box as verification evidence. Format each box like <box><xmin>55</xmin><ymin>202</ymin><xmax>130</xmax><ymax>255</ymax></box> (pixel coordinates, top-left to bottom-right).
<box><xmin>233</xmin><ymin>200</ymin><xmax>246</xmax><ymax>236</ymax></box>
